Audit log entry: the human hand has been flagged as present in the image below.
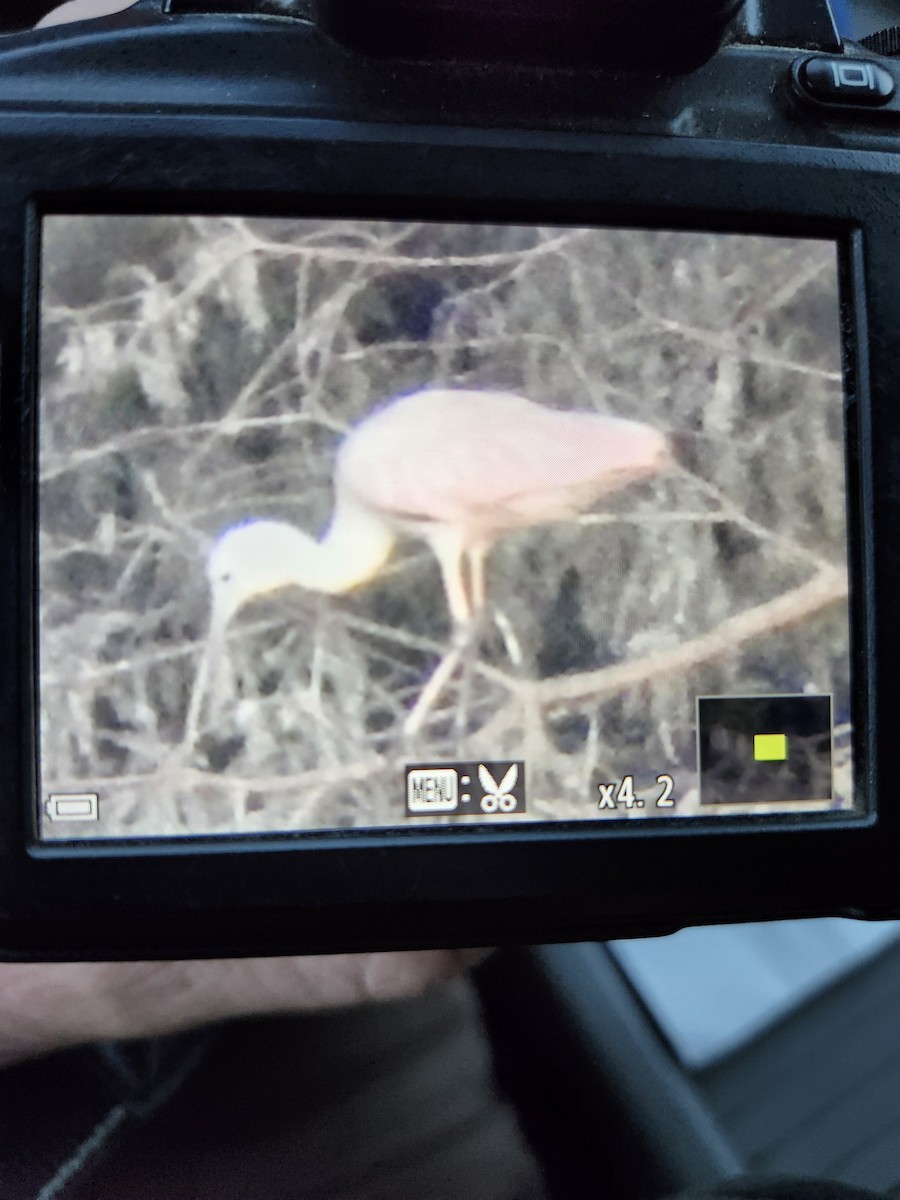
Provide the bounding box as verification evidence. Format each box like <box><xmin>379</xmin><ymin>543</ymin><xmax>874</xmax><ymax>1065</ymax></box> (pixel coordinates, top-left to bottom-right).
<box><xmin>0</xmin><ymin>949</ymin><xmax>484</xmax><ymax>1066</ymax></box>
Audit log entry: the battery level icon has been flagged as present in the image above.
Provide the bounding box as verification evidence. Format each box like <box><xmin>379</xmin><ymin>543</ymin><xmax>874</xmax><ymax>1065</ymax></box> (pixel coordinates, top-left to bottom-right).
<box><xmin>46</xmin><ymin>793</ymin><xmax>99</xmax><ymax>822</ymax></box>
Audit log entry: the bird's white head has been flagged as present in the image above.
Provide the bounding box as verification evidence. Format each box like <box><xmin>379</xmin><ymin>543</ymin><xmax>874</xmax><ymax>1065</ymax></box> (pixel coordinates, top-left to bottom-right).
<box><xmin>206</xmin><ymin>508</ymin><xmax>397</xmax><ymax>631</ymax></box>
<box><xmin>206</xmin><ymin>519</ymin><xmax>320</xmax><ymax>631</ymax></box>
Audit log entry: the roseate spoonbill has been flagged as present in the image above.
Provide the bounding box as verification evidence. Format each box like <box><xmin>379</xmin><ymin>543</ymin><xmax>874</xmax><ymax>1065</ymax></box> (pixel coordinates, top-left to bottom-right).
<box><xmin>206</xmin><ymin>388</ymin><xmax>671</xmax><ymax>629</ymax></box>
<box><xmin>186</xmin><ymin>388</ymin><xmax>670</xmax><ymax>743</ymax></box>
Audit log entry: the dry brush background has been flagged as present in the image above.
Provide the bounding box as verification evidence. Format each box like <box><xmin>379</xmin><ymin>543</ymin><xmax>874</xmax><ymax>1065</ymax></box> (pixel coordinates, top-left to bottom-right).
<box><xmin>38</xmin><ymin>216</ymin><xmax>850</xmax><ymax>837</ymax></box>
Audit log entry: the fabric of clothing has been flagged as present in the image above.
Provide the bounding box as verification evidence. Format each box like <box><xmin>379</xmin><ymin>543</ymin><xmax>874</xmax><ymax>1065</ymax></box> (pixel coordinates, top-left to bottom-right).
<box><xmin>1</xmin><ymin>975</ymin><xmax>896</xmax><ymax>1200</ymax></box>
<box><xmin>0</xmin><ymin>979</ymin><xmax>545</xmax><ymax>1200</ymax></box>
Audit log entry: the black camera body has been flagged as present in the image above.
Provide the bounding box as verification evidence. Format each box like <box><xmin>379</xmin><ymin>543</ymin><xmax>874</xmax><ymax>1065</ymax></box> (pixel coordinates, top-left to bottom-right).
<box><xmin>1</xmin><ymin>0</ymin><xmax>899</xmax><ymax>960</ymax></box>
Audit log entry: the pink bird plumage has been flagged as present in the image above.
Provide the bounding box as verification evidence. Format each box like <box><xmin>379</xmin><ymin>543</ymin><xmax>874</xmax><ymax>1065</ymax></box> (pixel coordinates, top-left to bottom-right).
<box><xmin>208</xmin><ymin>388</ymin><xmax>670</xmax><ymax>628</ymax></box>
<box><xmin>186</xmin><ymin>388</ymin><xmax>671</xmax><ymax>743</ymax></box>
<box><xmin>339</xmin><ymin>389</ymin><xmax>669</xmax><ymax>533</ymax></box>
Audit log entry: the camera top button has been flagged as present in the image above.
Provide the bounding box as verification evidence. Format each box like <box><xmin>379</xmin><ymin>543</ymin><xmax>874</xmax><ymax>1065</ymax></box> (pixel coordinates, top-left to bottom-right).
<box><xmin>797</xmin><ymin>56</ymin><xmax>895</xmax><ymax>107</ymax></box>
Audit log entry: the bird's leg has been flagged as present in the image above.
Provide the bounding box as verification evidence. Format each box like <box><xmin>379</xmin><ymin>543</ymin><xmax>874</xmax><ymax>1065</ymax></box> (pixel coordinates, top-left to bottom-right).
<box><xmin>453</xmin><ymin>642</ymin><xmax>474</xmax><ymax>744</ymax></box>
<box><xmin>467</xmin><ymin>544</ymin><xmax>489</xmax><ymax>617</ymax></box>
<box><xmin>403</xmin><ymin>532</ymin><xmax>490</xmax><ymax>739</ymax></box>
<box><xmin>428</xmin><ymin>527</ymin><xmax>472</xmax><ymax>625</ymax></box>
<box><xmin>402</xmin><ymin>531</ymin><xmax>473</xmax><ymax>738</ymax></box>
<box><xmin>438</xmin><ymin>543</ymin><xmax>497</xmax><ymax>742</ymax></box>
<box><xmin>403</xmin><ymin>623</ymin><xmax>472</xmax><ymax>739</ymax></box>
<box><xmin>451</xmin><ymin>544</ymin><xmax>487</xmax><ymax>744</ymax></box>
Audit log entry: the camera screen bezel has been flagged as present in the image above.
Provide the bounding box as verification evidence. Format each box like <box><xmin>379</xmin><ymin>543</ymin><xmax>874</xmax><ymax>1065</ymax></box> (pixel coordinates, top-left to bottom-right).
<box><xmin>0</xmin><ymin>113</ymin><xmax>894</xmax><ymax>958</ymax></box>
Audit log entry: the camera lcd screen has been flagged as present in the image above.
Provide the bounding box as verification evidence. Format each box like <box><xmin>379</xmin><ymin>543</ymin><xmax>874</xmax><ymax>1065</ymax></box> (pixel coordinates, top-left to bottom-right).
<box><xmin>36</xmin><ymin>216</ymin><xmax>852</xmax><ymax>839</ymax></box>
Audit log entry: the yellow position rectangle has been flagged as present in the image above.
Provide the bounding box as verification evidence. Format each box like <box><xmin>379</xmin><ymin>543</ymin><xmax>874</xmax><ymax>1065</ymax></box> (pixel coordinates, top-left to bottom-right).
<box><xmin>754</xmin><ymin>733</ymin><xmax>788</xmax><ymax>762</ymax></box>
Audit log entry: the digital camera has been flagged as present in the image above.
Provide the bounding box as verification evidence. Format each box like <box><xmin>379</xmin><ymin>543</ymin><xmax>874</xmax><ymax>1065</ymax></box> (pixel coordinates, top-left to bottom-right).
<box><xmin>1</xmin><ymin>0</ymin><xmax>898</xmax><ymax>958</ymax></box>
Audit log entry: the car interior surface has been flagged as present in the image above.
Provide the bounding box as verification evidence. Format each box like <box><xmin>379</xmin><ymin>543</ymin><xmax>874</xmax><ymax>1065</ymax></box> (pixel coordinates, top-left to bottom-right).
<box><xmin>4</xmin><ymin>1</ymin><xmax>900</xmax><ymax>1199</ymax></box>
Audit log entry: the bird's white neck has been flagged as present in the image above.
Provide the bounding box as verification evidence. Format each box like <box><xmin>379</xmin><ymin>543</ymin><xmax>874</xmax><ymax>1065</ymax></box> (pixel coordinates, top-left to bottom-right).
<box><xmin>308</xmin><ymin>497</ymin><xmax>397</xmax><ymax>595</ymax></box>
<box><xmin>208</xmin><ymin>501</ymin><xmax>398</xmax><ymax>631</ymax></box>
